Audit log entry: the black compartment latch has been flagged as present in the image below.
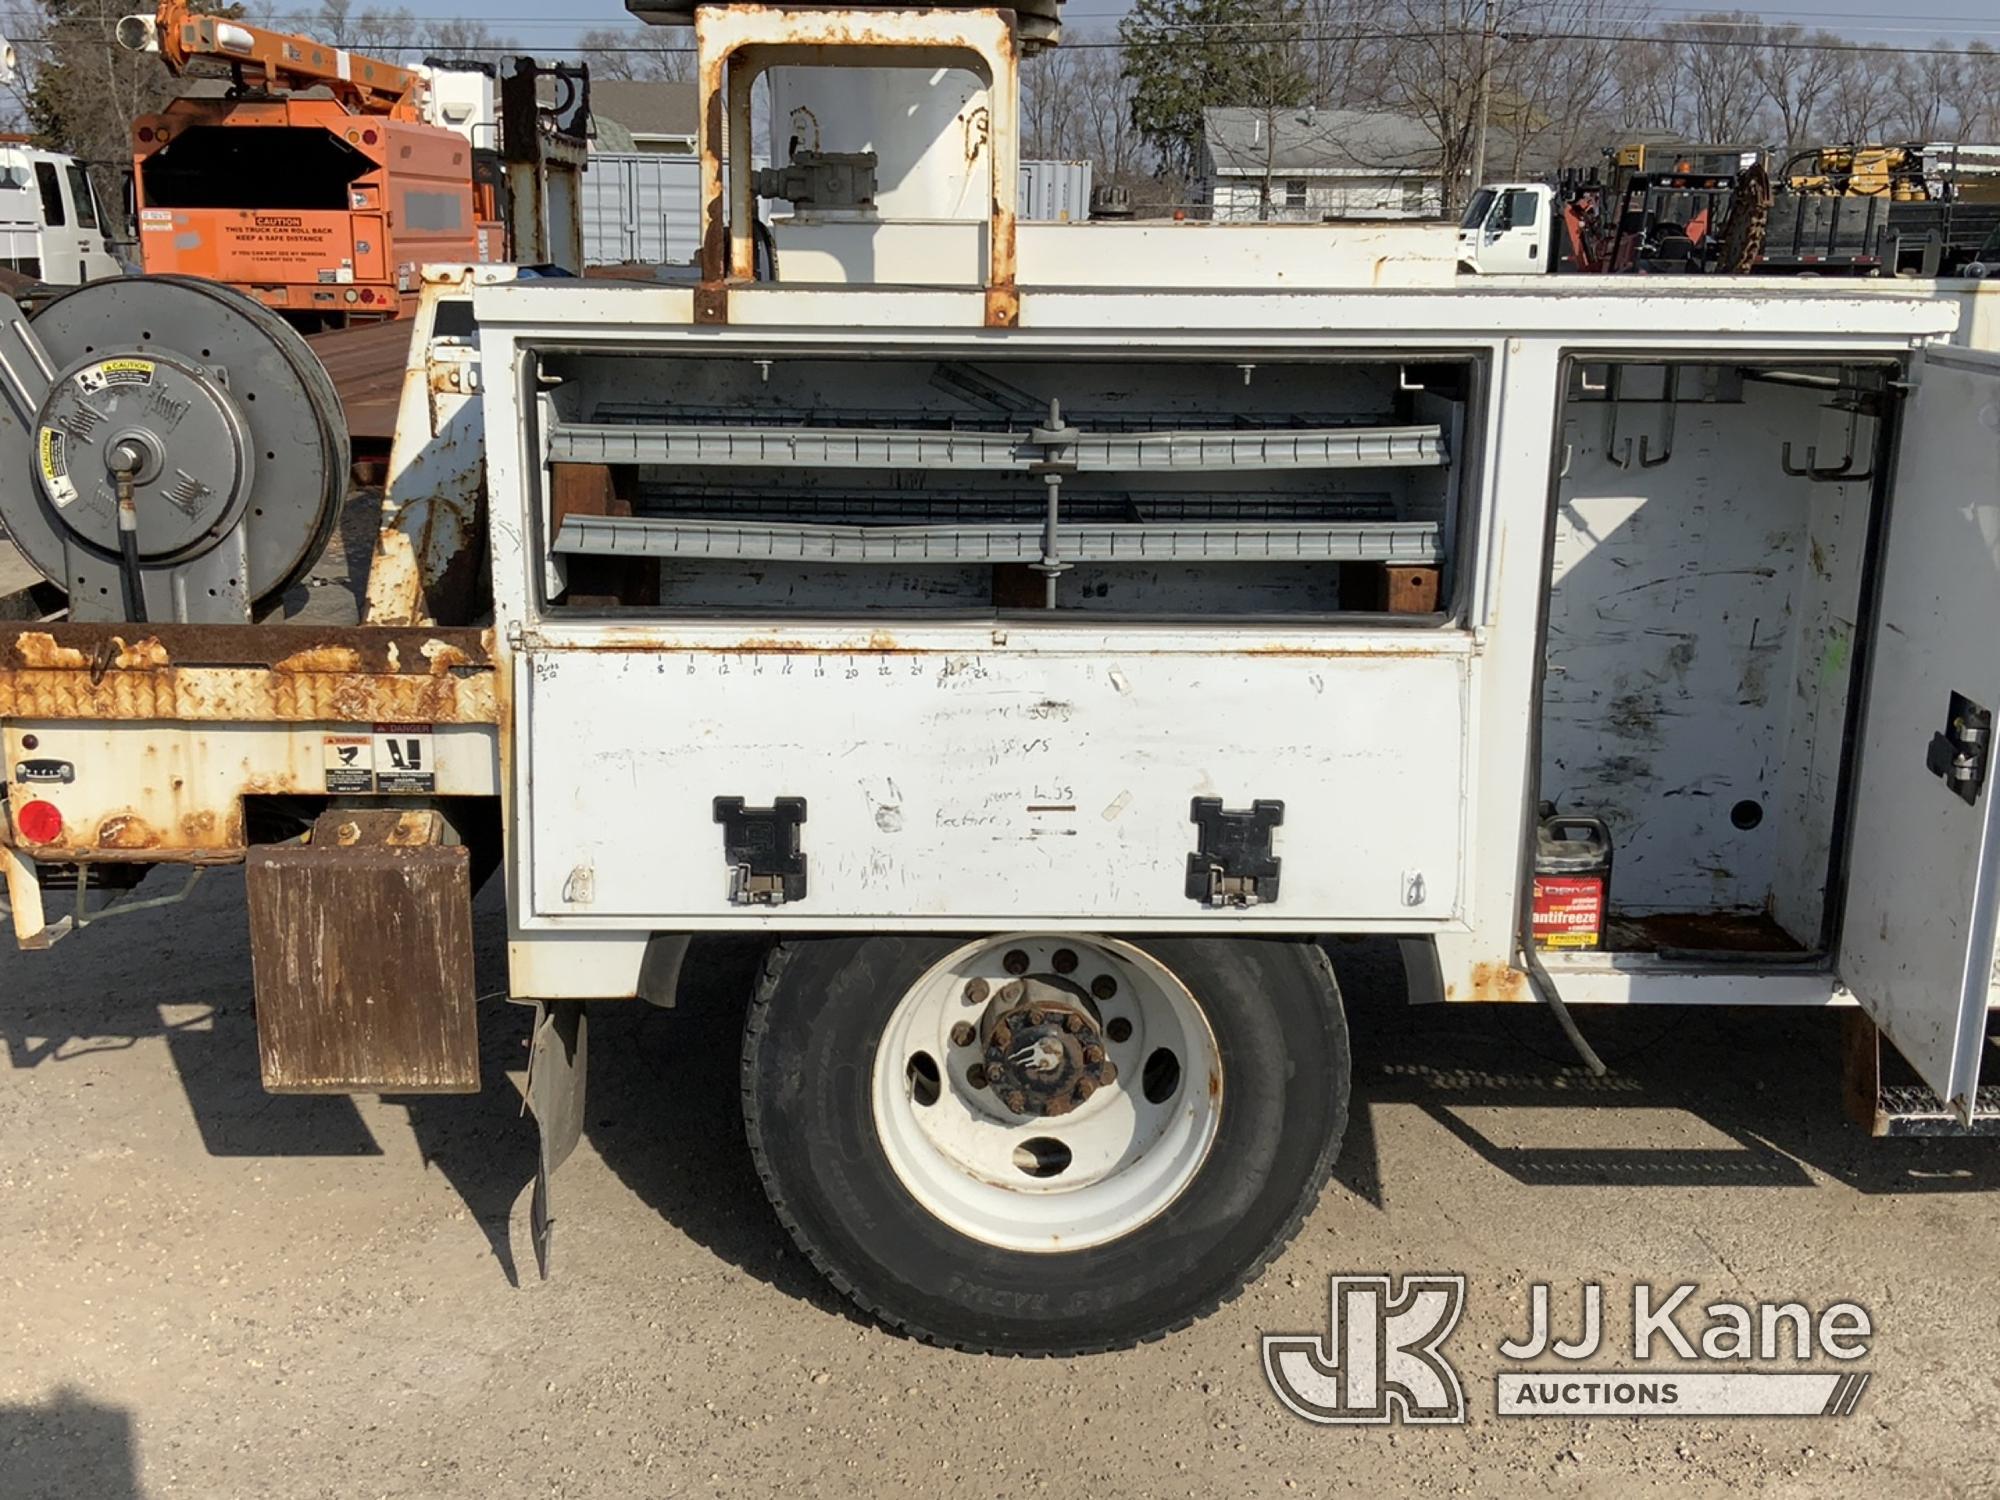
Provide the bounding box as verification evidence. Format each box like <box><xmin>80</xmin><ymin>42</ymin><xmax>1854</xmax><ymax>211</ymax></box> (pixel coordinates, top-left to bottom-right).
<box><xmin>1927</xmin><ymin>693</ymin><xmax>1992</xmax><ymax>807</ymax></box>
<box><xmin>1186</xmin><ymin>798</ymin><xmax>1284</xmax><ymax>907</ymax></box>
<box><xmin>713</xmin><ymin>797</ymin><xmax>808</xmax><ymax>905</ymax></box>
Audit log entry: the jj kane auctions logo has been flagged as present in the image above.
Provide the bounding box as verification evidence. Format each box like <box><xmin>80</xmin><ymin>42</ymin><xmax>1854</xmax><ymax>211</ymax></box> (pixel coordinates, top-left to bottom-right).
<box><xmin>1263</xmin><ymin>1276</ymin><xmax>1872</xmax><ymax>1424</ymax></box>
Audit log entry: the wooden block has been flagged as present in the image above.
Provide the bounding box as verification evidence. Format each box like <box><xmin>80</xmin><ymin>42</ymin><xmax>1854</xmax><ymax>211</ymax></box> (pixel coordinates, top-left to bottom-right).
<box><xmin>1385</xmin><ymin>565</ymin><xmax>1441</xmax><ymax>614</ymax></box>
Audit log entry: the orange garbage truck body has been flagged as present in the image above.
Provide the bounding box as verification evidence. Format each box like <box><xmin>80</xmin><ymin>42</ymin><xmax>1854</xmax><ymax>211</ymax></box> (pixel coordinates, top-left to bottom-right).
<box><xmin>120</xmin><ymin>0</ymin><xmax>504</xmax><ymax>328</ymax></box>
<box><xmin>131</xmin><ymin>94</ymin><xmax>495</xmax><ymax>326</ymax></box>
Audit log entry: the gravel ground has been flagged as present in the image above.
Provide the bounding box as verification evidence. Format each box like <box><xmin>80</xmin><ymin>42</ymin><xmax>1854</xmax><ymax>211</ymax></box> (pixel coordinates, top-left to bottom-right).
<box><xmin>4</xmin><ymin>871</ymin><xmax>1999</xmax><ymax>1499</ymax></box>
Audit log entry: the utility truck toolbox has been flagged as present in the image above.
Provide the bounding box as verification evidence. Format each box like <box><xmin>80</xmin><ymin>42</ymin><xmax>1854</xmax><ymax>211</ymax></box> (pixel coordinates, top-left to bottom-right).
<box><xmin>4</xmin><ymin>0</ymin><xmax>2000</xmax><ymax>1360</ymax></box>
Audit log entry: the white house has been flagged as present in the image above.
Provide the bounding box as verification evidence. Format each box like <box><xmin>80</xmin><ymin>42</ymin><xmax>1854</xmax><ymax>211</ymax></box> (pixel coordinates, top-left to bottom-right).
<box><xmin>1199</xmin><ymin>106</ymin><xmax>1445</xmax><ymax>222</ymax></box>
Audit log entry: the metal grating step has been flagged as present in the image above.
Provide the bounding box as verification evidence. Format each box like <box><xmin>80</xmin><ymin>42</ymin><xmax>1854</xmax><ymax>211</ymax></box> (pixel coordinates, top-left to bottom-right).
<box><xmin>552</xmin><ymin>515</ymin><xmax>1445</xmax><ymax>566</ymax></box>
<box><xmin>1872</xmin><ymin>1084</ymin><xmax>2000</xmax><ymax>1137</ymax></box>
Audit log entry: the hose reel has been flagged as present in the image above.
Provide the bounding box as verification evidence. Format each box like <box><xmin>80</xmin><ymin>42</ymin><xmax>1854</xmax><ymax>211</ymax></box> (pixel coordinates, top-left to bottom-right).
<box><xmin>0</xmin><ymin>275</ymin><xmax>348</xmax><ymax>623</ymax></box>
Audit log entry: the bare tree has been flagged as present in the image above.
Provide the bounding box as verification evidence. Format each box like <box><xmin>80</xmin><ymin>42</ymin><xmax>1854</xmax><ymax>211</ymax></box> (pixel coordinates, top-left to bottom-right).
<box><xmin>1888</xmin><ymin>48</ymin><xmax>1969</xmax><ymax>143</ymax></box>
<box><xmin>1493</xmin><ymin>0</ymin><xmax>1627</xmax><ymax>179</ymax></box>
<box><xmin>1660</xmin><ymin>13</ymin><xmax>1770</xmax><ymax>143</ymax></box>
<box><xmin>1751</xmin><ymin>26</ymin><xmax>1845</xmax><ymax>154</ymax></box>
<box><xmin>1372</xmin><ymin>0</ymin><xmax>1487</xmax><ymax>210</ymax></box>
<box><xmin>578</xmin><ymin>24</ymin><xmax>692</xmax><ymax>84</ymax></box>
<box><xmin>1818</xmin><ymin>46</ymin><xmax>1899</xmax><ymax>146</ymax></box>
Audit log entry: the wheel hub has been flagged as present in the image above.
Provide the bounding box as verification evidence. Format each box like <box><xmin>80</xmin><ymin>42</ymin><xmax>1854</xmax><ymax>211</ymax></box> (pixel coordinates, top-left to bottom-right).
<box><xmin>981</xmin><ymin>976</ymin><xmax>1118</xmax><ymax>1117</ymax></box>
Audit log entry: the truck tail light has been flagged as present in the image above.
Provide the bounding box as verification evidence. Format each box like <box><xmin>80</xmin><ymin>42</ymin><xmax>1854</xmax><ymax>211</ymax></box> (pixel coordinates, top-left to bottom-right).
<box><xmin>16</xmin><ymin>799</ymin><xmax>62</xmax><ymax>844</ymax></box>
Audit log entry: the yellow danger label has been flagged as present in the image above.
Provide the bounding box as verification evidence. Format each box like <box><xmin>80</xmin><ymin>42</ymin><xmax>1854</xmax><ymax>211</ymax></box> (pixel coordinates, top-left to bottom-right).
<box><xmin>35</xmin><ymin>426</ymin><xmax>77</xmax><ymax>508</ymax></box>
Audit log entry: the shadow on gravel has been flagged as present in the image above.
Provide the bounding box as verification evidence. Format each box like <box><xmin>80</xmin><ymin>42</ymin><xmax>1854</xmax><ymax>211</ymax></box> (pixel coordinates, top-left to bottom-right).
<box><xmin>9</xmin><ymin>871</ymin><xmax>1996</xmax><ymax>1323</ymax></box>
<box><xmin>1325</xmin><ymin>935</ymin><xmax>2000</xmax><ymax>1202</ymax></box>
<box><xmin>580</xmin><ymin>936</ymin><xmax>865</xmax><ymax>1325</ymax></box>
<box><xmin>0</xmin><ymin>1386</ymin><xmax>143</xmax><ymax>1500</ymax></box>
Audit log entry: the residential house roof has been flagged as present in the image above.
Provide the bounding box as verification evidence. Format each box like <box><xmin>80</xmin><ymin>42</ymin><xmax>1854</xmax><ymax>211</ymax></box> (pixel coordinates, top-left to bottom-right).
<box><xmin>1203</xmin><ymin>106</ymin><xmax>1441</xmax><ymax>178</ymax></box>
<box><xmin>589</xmin><ymin>80</ymin><xmax>699</xmax><ymax>144</ymax></box>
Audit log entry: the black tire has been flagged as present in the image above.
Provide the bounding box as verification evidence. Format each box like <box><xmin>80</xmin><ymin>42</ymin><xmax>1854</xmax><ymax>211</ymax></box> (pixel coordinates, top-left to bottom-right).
<box><xmin>742</xmin><ymin>934</ymin><xmax>1350</xmax><ymax>1355</ymax></box>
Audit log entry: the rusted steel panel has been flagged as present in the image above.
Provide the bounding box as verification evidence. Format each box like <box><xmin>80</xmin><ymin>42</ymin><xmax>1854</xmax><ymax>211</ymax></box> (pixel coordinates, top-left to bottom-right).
<box><xmin>247</xmin><ymin>821</ymin><xmax>478</xmax><ymax>1094</ymax></box>
<box><xmin>305</xmin><ymin>318</ymin><xmax>412</xmax><ymax>447</ymax></box>
<box><xmin>0</xmin><ymin>625</ymin><xmax>497</xmax><ymax>724</ymax></box>
<box><xmin>2</xmin><ymin>624</ymin><xmax>491</xmax><ymax>672</ymax></box>
<box><xmin>0</xmin><ymin>668</ymin><xmax>497</xmax><ymax>724</ymax></box>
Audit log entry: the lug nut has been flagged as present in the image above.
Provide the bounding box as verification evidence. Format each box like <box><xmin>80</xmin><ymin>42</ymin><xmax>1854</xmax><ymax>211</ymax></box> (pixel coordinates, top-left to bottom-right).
<box><xmin>1052</xmin><ymin>947</ymin><xmax>1078</xmax><ymax>974</ymax></box>
<box><xmin>966</xmin><ymin>1064</ymin><xmax>989</xmax><ymax>1089</ymax></box>
<box><xmin>1106</xmin><ymin>1016</ymin><xmax>1133</xmax><ymax>1043</ymax></box>
<box><xmin>1099</xmin><ymin>1059</ymin><xmax>1118</xmax><ymax>1085</ymax></box>
<box><xmin>1091</xmin><ymin>975</ymin><xmax>1117</xmax><ymax>1000</ymax></box>
<box><xmin>964</xmin><ymin>978</ymin><xmax>990</xmax><ymax>1005</ymax></box>
<box><xmin>991</xmin><ymin>1023</ymin><xmax>1013</xmax><ymax>1049</ymax></box>
<box><xmin>997</xmin><ymin>980</ymin><xmax>1024</xmax><ymax>1004</ymax></box>
<box><xmin>1083</xmin><ymin>1044</ymin><xmax>1105</xmax><ymax>1065</ymax></box>
<box><xmin>1075</xmin><ymin>1076</ymin><xmax>1097</xmax><ymax>1102</ymax></box>
<box><xmin>1027</xmin><ymin>1007</ymin><xmax>1046</xmax><ymax>1026</ymax></box>
<box><xmin>1063</xmin><ymin>1013</ymin><xmax>1085</xmax><ymax>1033</ymax></box>
<box><xmin>1045</xmin><ymin>1094</ymin><xmax>1076</xmax><ymax>1118</ymax></box>
<box><xmin>1002</xmin><ymin>948</ymin><xmax>1030</xmax><ymax>975</ymax></box>
<box><xmin>950</xmin><ymin>1021</ymin><xmax>976</xmax><ymax>1048</ymax></box>
<box><xmin>1001</xmin><ymin>1090</ymin><xmax>1028</xmax><ymax>1114</ymax></box>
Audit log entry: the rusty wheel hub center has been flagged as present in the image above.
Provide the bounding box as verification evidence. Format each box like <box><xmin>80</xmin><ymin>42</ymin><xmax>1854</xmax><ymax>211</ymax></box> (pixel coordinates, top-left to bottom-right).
<box><xmin>982</xmin><ymin>976</ymin><xmax>1118</xmax><ymax>1117</ymax></box>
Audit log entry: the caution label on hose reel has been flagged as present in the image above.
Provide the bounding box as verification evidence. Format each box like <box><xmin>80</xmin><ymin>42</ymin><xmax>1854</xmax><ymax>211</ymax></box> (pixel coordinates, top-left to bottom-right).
<box><xmin>35</xmin><ymin>425</ymin><xmax>75</xmax><ymax>509</ymax></box>
<box><xmin>74</xmin><ymin>357</ymin><xmax>156</xmax><ymax>395</ymax></box>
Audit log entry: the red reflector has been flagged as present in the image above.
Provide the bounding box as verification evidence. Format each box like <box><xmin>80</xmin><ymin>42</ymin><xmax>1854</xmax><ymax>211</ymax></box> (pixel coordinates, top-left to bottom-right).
<box><xmin>359</xmin><ymin>288</ymin><xmax>375</xmax><ymax>303</ymax></box>
<box><xmin>16</xmin><ymin>799</ymin><xmax>62</xmax><ymax>844</ymax></box>
<box><xmin>137</xmin><ymin>126</ymin><xmax>155</xmax><ymax>143</ymax></box>
<box><xmin>362</xmin><ymin>128</ymin><xmax>379</xmax><ymax>145</ymax></box>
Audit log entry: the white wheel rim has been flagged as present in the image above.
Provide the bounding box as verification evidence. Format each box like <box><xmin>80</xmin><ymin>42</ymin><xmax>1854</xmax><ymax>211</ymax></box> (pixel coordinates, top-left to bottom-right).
<box><xmin>870</xmin><ymin>935</ymin><xmax>1223</xmax><ymax>1253</ymax></box>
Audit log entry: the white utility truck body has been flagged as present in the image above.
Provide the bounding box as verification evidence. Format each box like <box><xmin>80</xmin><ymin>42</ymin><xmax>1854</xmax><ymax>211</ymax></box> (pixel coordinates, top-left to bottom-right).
<box><xmin>4</xmin><ymin>0</ymin><xmax>1999</xmax><ymax>1354</ymax></box>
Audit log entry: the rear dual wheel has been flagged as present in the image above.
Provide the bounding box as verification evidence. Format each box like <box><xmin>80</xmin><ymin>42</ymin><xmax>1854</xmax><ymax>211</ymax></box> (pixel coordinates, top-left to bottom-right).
<box><xmin>742</xmin><ymin>933</ymin><xmax>1350</xmax><ymax>1354</ymax></box>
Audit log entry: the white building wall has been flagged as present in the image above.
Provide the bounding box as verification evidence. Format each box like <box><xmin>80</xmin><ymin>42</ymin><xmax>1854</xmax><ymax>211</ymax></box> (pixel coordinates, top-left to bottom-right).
<box><xmin>1211</xmin><ymin>173</ymin><xmax>1442</xmax><ymax>222</ymax></box>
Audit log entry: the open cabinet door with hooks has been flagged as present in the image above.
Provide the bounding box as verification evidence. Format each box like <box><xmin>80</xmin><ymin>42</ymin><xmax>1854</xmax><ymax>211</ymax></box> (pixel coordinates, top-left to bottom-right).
<box><xmin>1838</xmin><ymin>346</ymin><xmax>2000</xmax><ymax>1124</ymax></box>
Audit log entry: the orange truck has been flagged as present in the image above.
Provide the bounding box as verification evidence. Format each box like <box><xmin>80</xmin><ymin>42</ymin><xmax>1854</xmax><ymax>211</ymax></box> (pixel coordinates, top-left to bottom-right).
<box><xmin>117</xmin><ymin>0</ymin><xmax>505</xmax><ymax>328</ymax></box>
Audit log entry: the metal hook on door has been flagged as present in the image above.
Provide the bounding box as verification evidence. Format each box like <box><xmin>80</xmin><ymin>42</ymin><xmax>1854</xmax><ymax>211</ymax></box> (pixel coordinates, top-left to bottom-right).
<box><xmin>1779</xmin><ymin>402</ymin><xmax>1873</xmax><ymax>483</ymax></box>
<box><xmin>1637</xmin><ymin>367</ymin><xmax>1678</xmax><ymax>468</ymax></box>
<box><xmin>1604</xmin><ymin>366</ymin><xmax>1678</xmax><ymax>470</ymax></box>
<box><xmin>1603</xmin><ymin>366</ymin><xmax>1634</xmax><ymax>468</ymax></box>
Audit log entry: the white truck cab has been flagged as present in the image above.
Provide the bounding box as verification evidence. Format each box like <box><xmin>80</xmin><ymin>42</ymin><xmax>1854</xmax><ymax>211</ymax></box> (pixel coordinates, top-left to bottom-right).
<box><xmin>1458</xmin><ymin>182</ymin><xmax>1554</xmax><ymax>274</ymax></box>
<box><xmin>0</xmin><ymin>144</ymin><xmax>123</xmax><ymax>285</ymax></box>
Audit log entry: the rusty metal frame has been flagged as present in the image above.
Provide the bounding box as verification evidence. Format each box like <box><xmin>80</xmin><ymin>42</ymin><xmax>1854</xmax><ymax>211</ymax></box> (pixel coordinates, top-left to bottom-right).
<box><xmin>0</xmin><ymin>624</ymin><xmax>498</xmax><ymax>723</ymax></box>
<box><xmin>694</xmin><ymin>4</ymin><xmax>1021</xmax><ymax>327</ymax></box>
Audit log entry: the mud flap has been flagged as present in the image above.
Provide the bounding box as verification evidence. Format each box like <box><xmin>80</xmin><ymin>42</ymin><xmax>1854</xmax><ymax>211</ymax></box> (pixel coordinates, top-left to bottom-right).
<box><xmin>525</xmin><ymin>1000</ymin><xmax>587</xmax><ymax>1278</ymax></box>
<box><xmin>246</xmin><ymin>809</ymin><xmax>477</xmax><ymax>1092</ymax></box>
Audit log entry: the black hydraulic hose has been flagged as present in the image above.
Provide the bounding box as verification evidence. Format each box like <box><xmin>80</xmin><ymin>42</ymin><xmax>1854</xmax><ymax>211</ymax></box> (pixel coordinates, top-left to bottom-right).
<box><xmin>112</xmin><ymin>462</ymin><xmax>147</xmax><ymax>623</ymax></box>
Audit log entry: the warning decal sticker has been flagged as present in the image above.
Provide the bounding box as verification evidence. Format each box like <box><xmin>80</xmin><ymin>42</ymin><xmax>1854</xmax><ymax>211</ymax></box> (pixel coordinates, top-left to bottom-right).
<box><xmin>35</xmin><ymin>426</ymin><xmax>76</xmax><ymax>508</ymax></box>
<box><xmin>322</xmin><ymin>734</ymin><xmax>373</xmax><ymax>793</ymax></box>
<box><xmin>75</xmin><ymin>358</ymin><xmax>156</xmax><ymax>395</ymax></box>
<box><xmin>371</xmin><ymin>723</ymin><xmax>436</xmax><ymax>794</ymax></box>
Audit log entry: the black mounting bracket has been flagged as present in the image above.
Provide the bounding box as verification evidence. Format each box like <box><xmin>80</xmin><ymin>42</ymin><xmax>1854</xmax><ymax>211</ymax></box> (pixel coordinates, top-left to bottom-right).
<box><xmin>1926</xmin><ymin>692</ymin><xmax>1991</xmax><ymax>807</ymax></box>
<box><xmin>713</xmin><ymin>796</ymin><xmax>808</xmax><ymax>905</ymax></box>
<box><xmin>1185</xmin><ymin>797</ymin><xmax>1284</xmax><ymax>908</ymax></box>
